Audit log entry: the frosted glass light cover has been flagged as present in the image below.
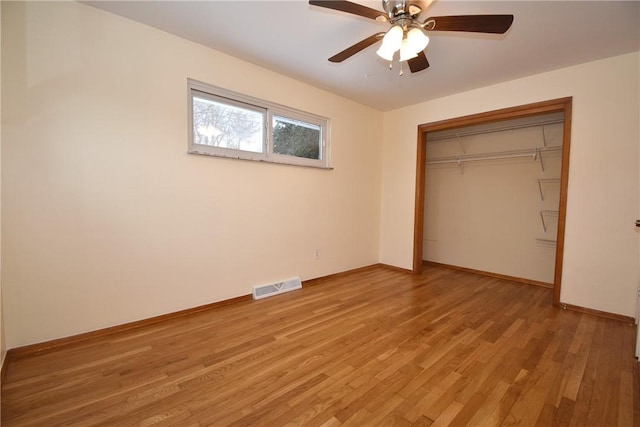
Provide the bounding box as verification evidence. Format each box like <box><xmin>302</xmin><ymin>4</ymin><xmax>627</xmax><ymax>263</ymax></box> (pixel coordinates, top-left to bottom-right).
<box><xmin>381</xmin><ymin>25</ymin><xmax>403</xmax><ymax>52</ymax></box>
<box><xmin>399</xmin><ymin>39</ymin><xmax>418</xmax><ymax>61</ymax></box>
<box><xmin>407</xmin><ymin>27</ymin><xmax>429</xmax><ymax>53</ymax></box>
<box><xmin>376</xmin><ymin>45</ymin><xmax>395</xmax><ymax>61</ymax></box>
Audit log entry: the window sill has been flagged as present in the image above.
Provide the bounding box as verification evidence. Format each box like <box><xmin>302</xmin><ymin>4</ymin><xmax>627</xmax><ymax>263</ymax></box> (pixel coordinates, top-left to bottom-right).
<box><xmin>187</xmin><ymin>150</ymin><xmax>334</xmax><ymax>170</ymax></box>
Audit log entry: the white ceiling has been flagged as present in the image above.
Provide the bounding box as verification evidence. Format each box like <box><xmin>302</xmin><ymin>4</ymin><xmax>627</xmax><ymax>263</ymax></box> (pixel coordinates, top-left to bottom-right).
<box><xmin>85</xmin><ymin>1</ymin><xmax>640</xmax><ymax>111</ymax></box>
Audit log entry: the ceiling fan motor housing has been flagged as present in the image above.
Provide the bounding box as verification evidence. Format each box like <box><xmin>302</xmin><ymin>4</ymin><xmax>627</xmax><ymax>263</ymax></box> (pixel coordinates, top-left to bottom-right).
<box><xmin>382</xmin><ymin>0</ymin><xmax>426</xmax><ymax>21</ymax></box>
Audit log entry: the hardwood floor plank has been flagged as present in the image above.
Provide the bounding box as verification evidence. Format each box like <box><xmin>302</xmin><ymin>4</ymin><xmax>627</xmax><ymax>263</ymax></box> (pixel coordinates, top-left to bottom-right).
<box><xmin>553</xmin><ymin>396</ymin><xmax>575</xmax><ymax>426</ymax></box>
<box><xmin>632</xmin><ymin>354</ymin><xmax>640</xmax><ymax>426</ymax></box>
<box><xmin>568</xmin><ymin>317</ymin><xmax>605</xmax><ymax>427</ymax></box>
<box><xmin>404</xmin><ymin>370</ymin><xmax>462</xmax><ymax>423</ymax></box>
<box><xmin>374</xmin><ymin>411</ymin><xmax>414</xmax><ymax>427</ymax></box>
<box><xmin>585</xmin><ymin>318</ymin><xmax>622</xmax><ymax>426</ymax></box>
<box><xmin>485</xmin><ymin>368</ymin><xmax>530</xmax><ymax>425</ymax></box>
<box><xmin>464</xmin><ymin>379</ymin><xmax>511</xmax><ymax>426</ymax></box>
<box><xmin>616</xmin><ymin>322</ymin><xmax>635</xmax><ymax>427</ymax></box>
<box><xmin>2</xmin><ymin>265</ymin><xmax>637</xmax><ymax>426</ymax></box>
<box><xmin>534</xmin><ymin>403</ymin><xmax>556</xmax><ymax>427</ymax></box>
<box><xmin>431</xmin><ymin>400</ymin><xmax>464</xmax><ymax>427</ymax></box>
<box><xmin>411</xmin><ymin>415</ymin><xmax>435</xmax><ymax>426</ymax></box>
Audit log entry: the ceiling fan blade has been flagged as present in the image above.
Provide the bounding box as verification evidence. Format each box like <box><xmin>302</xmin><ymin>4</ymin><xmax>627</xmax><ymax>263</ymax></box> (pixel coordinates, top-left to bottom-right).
<box><xmin>329</xmin><ymin>33</ymin><xmax>385</xmax><ymax>63</ymax></box>
<box><xmin>408</xmin><ymin>51</ymin><xmax>430</xmax><ymax>73</ymax></box>
<box><xmin>424</xmin><ymin>15</ymin><xmax>514</xmax><ymax>34</ymax></box>
<box><xmin>309</xmin><ymin>0</ymin><xmax>387</xmax><ymax>21</ymax></box>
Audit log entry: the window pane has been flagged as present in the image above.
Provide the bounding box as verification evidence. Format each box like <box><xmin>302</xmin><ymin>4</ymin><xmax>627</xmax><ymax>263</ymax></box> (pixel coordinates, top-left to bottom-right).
<box><xmin>192</xmin><ymin>95</ymin><xmax>264</xmax><ymax>153</ymax></box>
<box><xmin>272</xmin><ymin>116</ymin><xmax>321</xmax><ymax>160</ymax></box>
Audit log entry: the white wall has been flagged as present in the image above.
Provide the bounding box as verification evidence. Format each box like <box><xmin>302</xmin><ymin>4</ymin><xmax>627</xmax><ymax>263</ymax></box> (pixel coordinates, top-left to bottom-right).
<box><xmin>1</xmin><ymin>2</ymin><xmax>383</xmax><ymax>348</ymax></box>
<box><xmin>380</xmin><ymin>52</ymin><xmax>640</xmax><ymax>317</ymax></box>
<box><xmin>424</xmin><ymin>122</ymin><xmax>563</xmax><ymax>283</ymax></box>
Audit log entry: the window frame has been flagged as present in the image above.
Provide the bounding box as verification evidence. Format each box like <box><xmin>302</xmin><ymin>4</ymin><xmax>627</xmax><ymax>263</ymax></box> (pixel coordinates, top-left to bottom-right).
<box><xmin>188</xmin><ymin>79</ymin><xmax>331</xmax><ymax>169</ymax></box>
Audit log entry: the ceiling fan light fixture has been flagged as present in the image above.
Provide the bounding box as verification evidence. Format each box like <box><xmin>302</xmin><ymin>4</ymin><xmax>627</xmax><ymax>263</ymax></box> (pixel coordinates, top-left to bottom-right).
<box><xmin>399</xmin><ymin>38</ymin><xmax>418</xmax><ymax>61</ymax></box>
<box><xmin>380</xmin><ymin>24</ymin><xmax>403</xmax><ymax>51</ymax></box>
<box><xmin>407</xmin><ymin>27</ymin><xmax>429</xmax><ymax>53</ymax></box>
<box><xmin>376</xmin><ymin>45</ymin><xmax>396</xmax><ymax>61</ymax></box>
<box><xmin>310</xmin><ymin>1</ymin><xmax>515</xmax><ymax>75</ymax></box>
<box><xmin>377</xmin><ymin>24</ymin><xmax>403</xmax><ymax>61</ymax></box>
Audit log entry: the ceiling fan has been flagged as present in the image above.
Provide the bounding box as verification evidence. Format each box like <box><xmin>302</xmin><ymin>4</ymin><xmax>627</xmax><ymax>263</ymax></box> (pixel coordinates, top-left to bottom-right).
<box><xmin>309</xmin><ymin>0</ymin><xmax>513</xmax><ymax>74</ymax></box>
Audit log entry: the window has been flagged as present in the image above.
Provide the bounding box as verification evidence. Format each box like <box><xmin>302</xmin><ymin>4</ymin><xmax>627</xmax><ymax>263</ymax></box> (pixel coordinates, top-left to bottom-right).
<box><xmin>188</xmin><ymin>79</ymin><xmax>330</xmax><ymax>168</ymax></box>
<box><xmin>192</xmin><ymin>93</ymin><xmax>265</xmax><ymax>154</ymax></box>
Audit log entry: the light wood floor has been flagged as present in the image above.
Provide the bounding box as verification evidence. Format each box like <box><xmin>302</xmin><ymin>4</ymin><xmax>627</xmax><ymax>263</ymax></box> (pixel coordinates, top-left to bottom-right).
<box><xmin>2</xmin><ymin>265</ymin><xmax>639</xmax><ymax>426</ymax></box>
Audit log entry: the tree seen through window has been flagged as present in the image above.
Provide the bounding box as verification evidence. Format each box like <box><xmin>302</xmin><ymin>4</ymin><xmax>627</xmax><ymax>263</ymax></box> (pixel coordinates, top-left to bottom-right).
<box><xmin>272</xmin><ymin>116</ymin><xmax>321</xmax><ymax>160</ymax></box>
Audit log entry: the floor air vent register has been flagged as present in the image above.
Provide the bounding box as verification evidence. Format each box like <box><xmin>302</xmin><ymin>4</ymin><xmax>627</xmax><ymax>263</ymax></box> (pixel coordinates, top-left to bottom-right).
<box><xmin>252</xmin><ymin>277</ymin><xmax>302</xmax><ymax>300</ymax></box>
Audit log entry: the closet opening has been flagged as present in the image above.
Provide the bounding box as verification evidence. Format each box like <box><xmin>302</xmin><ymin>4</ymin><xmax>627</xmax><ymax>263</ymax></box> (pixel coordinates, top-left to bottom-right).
<box><xmin>413</xmin><ymin>97</ymin><xmax>572</xmax><ymax>307</ymax></box>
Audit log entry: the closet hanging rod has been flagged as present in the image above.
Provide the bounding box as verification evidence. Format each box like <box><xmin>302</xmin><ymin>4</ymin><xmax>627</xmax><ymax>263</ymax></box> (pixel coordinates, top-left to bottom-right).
<box><xmin>426</xmin><ymin>146</ymin><xmax>561</xmax><ymax>165</ymax></box>
<box><xmin>427</xmin><ymin>118</ymin><xmax>564</xmax><ymax>142</ymax></box>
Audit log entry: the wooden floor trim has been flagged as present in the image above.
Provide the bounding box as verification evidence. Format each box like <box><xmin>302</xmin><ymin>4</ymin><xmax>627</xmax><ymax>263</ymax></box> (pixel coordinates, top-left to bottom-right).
<box><xmin>424</xmin><ymin>260</ymin><xmax>554</xmax><ymax>289</ymax></box>
<box><xmin>302</xmin><ymin>264</ymin><xmax>383</xmax><ymax>287</ymax></box>
<box><xmin>561</xmin><ymin>302</ymin><xmax>635</xmax><ymax>324</ymax></box>
<box><xmin>376</xmin><ymin>263</ymin><xmax>414</xmax><ymax>274</ymax></box>
<box><xmin>1</xmin><ymin>353</ymin><xmax>7</xmax><ymax>384</ymax></box>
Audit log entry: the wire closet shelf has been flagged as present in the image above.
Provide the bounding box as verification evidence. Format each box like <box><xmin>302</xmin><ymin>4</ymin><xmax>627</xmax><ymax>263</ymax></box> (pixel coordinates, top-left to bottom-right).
<box><xmin>426</xmin><ymin>118</ymin><xmax>563</xmax><ymax>169</ymax></box>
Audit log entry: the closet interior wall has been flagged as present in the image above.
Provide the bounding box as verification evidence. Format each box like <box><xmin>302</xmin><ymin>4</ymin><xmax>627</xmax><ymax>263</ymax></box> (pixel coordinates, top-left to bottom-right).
<box><xmin>423</xmin><ymin>113</ymin><xmax>563</xmax><ymax>284</ymax></box>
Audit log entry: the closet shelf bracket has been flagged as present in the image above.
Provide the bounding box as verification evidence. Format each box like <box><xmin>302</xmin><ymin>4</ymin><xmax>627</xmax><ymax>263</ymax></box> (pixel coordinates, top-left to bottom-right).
<box><xmin>456</xmin><ymin>134</ymin><xmax>466</xmax><ymax>154</ymax></box>
<box><xmin>537</xmin><ymin>178</ymin><xmax>561</xmax><ymax>202</ymax></box>
<box><xmin>539</xmin><ymin>210</ymin><xmax>559</xmax><ymax>233</ymax></box>
<box><xmin>537</xmin><ymin>148</ymin><xmax>546</xmax><ymax>173</ymax></box>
